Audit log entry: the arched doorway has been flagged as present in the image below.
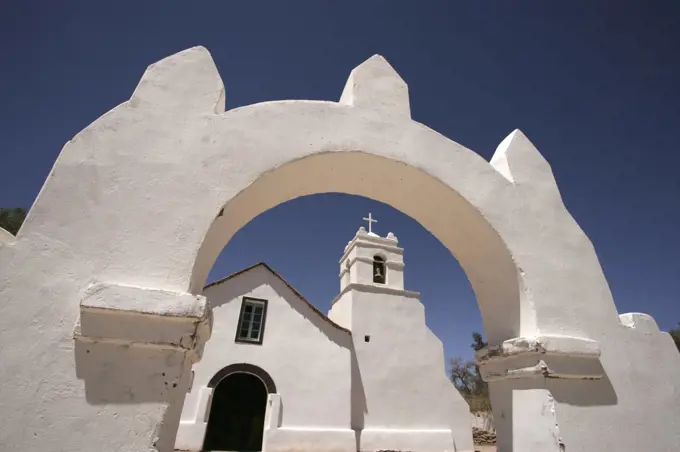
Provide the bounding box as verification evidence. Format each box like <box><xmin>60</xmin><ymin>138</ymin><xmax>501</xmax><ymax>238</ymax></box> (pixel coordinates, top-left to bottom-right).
<box><xmin>203</xmin><ymin>364</ymin><xmax>277</xmax><ymax>452</ymax></box>
<box><xmin>203</xmin><ymin>373</ymin><xmax>267</xmax><ymax>451</ymax></box>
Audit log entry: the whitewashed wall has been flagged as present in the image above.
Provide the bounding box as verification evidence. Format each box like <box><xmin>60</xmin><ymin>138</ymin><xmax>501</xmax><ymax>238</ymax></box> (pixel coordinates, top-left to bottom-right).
<box><xmin>175</xmin><ymin>264</ymin><xmax>354</xmax><ymax>452</ymax></box>
<box><xmin>331</xmin><ymin>286</ymin><xmax>474</xmax><ymax>452</ymax></box>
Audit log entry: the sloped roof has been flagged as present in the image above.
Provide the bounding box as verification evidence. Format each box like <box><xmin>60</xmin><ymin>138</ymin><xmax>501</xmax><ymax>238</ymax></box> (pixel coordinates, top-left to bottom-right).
<box><xmin>204</xmin><ymin>262</ymin><xmax>350</xmax><ymax>334</ymax></box>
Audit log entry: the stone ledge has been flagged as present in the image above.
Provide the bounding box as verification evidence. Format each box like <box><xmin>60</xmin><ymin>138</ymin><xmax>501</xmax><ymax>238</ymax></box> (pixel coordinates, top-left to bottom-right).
<box><xmin>476</xmin><ymin>335</ymin><xmax>600</xmax><ymax>363</ymax></box>
<box><xmin>481</xmin><ymin>359</ymin><xmax>603</xmax><ymax>382</ymax></box>
<box><xmin>475</xmin><ymin>335</ymin><xmax>603</xmax><ymax>382</ymax></box>
<box><xmin>74</xmin><ymin>282</ymin><xmax>211</xmax><ymax>360</ymax></box>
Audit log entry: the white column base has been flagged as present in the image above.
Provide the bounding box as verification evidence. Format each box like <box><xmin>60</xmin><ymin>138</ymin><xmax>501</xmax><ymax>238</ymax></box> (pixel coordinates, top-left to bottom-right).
<box><xmin>174</xmin><ymin>387</ymin><xmax>213</xmax><ymax>451</ymax></box>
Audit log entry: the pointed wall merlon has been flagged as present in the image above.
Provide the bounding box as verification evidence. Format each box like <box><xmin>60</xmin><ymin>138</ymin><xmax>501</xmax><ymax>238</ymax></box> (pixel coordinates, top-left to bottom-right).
<box><xmin>489</xmin><ymin>134</ymin><xmax>515</xmax><ymax>183</ymax></box>
<box><xmin>340</xmin><ymin>55</ymin><xmax>411</xmax><ymax>118</ymax></box>
<box><xmin>130</xmin><ymin>46</ymin><xmax>226</xmax><ymax>114</ymax></box>
<box><xmin>490</xmin><ymin>129</ymin><xmax>558</xmax><ymax>189</ymax></box>
<box><xmin>619</xmin><ymin>313</ymin><xmax>661</xmax><ymax>333</ymax></box>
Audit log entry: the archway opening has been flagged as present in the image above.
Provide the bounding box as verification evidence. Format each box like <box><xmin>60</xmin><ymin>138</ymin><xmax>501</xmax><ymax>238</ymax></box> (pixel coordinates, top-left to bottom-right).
<box><xmin>203</xmin><ymin>372</ymin><xmax>268</xmax><ymax>452</ymax></box>
<box><xmin>191</xmin><ymin>151</ymin><xmax>527</xmax><ymax>345</ymax></box>
<box><xmin>193</xmin><ymin>192</ymin><xmax>497</xmax><ymax>448</ymax></box>
<box><xmin>203</xmin><ymin>193</ymin><xmax>481</xmax><ymax>365</ymax></box>
<box><xmin>186</xmin><ymin>151</ymin><xmax>523</xmax><ymax>450</ymax></box>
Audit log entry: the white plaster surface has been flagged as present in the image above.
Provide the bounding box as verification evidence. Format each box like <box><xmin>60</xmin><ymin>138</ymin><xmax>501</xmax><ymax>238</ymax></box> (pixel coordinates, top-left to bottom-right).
<box><xmin>0</xmin><ymin>226</ymin><xmax>15</xmax><ymax>245</ymax></box>
<box><xmin>0</xmin><ymin>46</ymin><xmax>678</xmax><ymax>452</ymax></box>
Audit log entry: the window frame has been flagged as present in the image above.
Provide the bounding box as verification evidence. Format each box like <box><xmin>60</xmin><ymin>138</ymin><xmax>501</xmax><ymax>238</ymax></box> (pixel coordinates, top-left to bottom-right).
<box><xmin>234</xmin><ymin>296</ymin><xmax>269</xmax><ymax>345</ymax></box>
<box><xmin>372</xmin><ymin>254</ymin><xmax>387</xmax><ymax>284</ymax></box>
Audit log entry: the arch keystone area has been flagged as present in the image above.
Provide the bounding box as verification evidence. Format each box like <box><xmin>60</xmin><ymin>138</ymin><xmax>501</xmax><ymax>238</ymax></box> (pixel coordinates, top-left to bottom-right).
<box><xmin>0</xmin><ymin>47</ymin><xmax>678</xmax><ymax>452</ymax></box>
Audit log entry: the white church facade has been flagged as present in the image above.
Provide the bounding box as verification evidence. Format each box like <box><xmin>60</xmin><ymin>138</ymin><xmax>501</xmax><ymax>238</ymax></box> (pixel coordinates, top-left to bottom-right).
<box><xmin>175</xmin><ymin>220</ymin><xmax>474</xmax><ymax>452</ymax></box>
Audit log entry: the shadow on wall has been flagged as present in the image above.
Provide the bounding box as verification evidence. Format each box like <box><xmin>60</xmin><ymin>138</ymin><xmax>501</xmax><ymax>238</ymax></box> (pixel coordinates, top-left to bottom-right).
<box><xmin>276</xmin><ymin>396</ymin><xmax>284</xmax><ymax>429</ymax></box>
<box><xmin>489</xmin><ymin>362</ymin><xmax>617</xmax><ymax>451</ymax></box>
<box><xmin>548</xmin><ymin>371</ymin><xmax>618</xmax><ymax>407</ymax></box>
<box><xmin>73</xmin><ymin>337</ymin><xmax>195</xmax><ymax>451</ymax></box>
<box><xmin>351</xmin><ymin>344</ymin><xmax>367</xmax><ymax>451</ymax></box>
<box><xmin>74</xmin><ymin>339</ymin><xmax>190</xmax><ymax>404</ymax></box>
<box><xmin>489</xmin><ymin>380</ymin><xmax>512</xmax><ymax>452</ymax></box>
<box><xmin>544</xmin><ymin>355</ymin><xmax>618</xmax><ymax>407</ymax></box>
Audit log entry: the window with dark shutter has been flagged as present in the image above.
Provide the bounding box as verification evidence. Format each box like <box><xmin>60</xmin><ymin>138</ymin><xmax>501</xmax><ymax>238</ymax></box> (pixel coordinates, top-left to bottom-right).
<box><xmin>235</xmin><ymin>297</ymin><xmax>268</xmax><ymax>344</ymax></box>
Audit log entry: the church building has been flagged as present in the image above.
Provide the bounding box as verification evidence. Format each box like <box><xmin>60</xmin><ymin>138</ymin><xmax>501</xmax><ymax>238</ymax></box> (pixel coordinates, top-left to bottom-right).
<box><xmin>174</xmin><ymin>216</ymin><xmax>474</xmax><ymax>452</ymax></box>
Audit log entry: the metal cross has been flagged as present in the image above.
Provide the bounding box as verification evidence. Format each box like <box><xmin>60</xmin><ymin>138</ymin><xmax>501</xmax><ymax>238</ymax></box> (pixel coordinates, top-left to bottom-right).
<box><xmin>363</xmin><ymin>213</ymin><xmax>377</xmax><ymax>234</ymax></box>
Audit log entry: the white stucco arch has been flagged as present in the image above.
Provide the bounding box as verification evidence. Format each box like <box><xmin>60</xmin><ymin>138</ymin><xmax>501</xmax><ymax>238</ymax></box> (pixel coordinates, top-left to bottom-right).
<box><xmin>192</xmin><ymin>150</ymin><xmax>524</xmax><ymax>344</ymax></box>
<box><xmin>1</xmin><ymin>46</ymin><xmax>679</xmax><ymax>452</ymax></box>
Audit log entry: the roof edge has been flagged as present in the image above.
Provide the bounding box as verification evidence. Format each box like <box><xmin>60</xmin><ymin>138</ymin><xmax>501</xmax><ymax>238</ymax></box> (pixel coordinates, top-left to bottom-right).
<box><xmin>204</xmin><ymin>262</ymin><xmax>351</xmax><ymax>335</ymax></box>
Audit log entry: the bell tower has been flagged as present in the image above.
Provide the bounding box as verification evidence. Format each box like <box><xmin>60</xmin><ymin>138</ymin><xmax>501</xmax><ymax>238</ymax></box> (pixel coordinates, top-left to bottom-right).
<box><xmin>329</xmin><ymin>214</ymin><xmax>414</xmax><ymax>334</ymax></box>
<box><xmin>338</xmin><ymin>213</ymin><xmax>405</xmax><ymax>292</ymax></box>
<box><xmin>328</xmin><ymin>216</ymin><xmax>462</xmax><ymax>446</ymax></box>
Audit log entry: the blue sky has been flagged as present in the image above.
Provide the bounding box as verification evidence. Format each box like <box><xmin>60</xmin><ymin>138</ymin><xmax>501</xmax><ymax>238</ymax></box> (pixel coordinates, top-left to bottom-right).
<box><xmin>1</xmin><ymin>2</ymin><xmax>679</xmax><ymax>361</ymax></box>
